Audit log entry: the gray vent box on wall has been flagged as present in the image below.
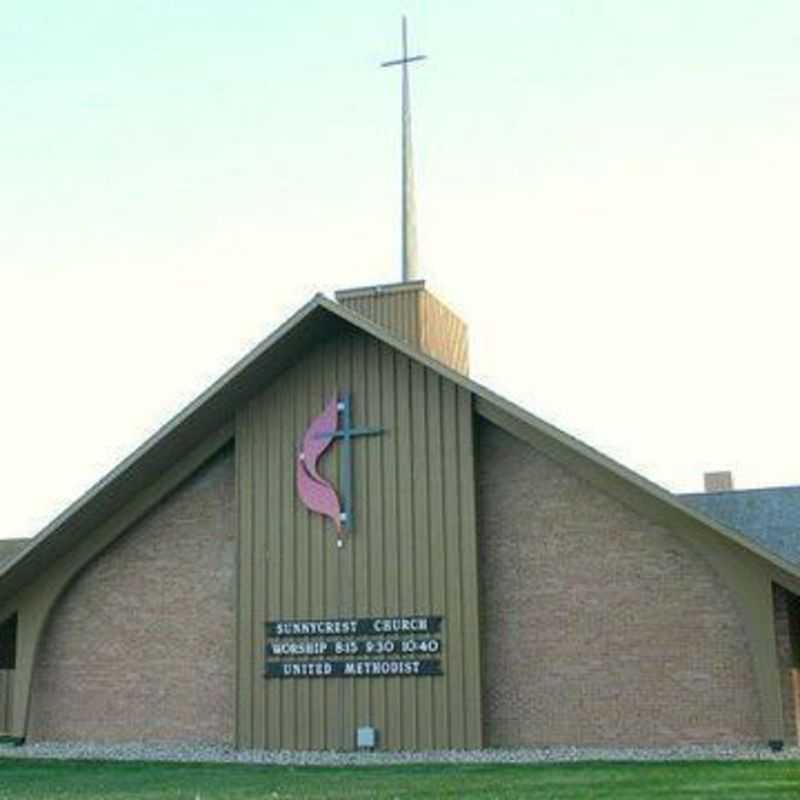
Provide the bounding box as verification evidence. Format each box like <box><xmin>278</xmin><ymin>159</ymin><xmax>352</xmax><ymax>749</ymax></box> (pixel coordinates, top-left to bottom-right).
<box><xmin>356</xmin><ymin>726</ymin><xmax>377</xmax><ymax>750</ymax></box>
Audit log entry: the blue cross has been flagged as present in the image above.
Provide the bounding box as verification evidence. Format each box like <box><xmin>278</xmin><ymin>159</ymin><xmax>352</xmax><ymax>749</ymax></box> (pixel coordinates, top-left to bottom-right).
<box><xmin>315</xmin><ymin>394</ymin><xmax>384</xmax><ymax>532</ymax></box>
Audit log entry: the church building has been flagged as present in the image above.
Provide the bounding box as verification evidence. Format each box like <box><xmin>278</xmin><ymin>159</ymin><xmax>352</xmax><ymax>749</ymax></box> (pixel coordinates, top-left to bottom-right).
<box><xmin>2</xmin><ymin>19</ymin><xmax>799</xmax><ymax>754</ymax></box>
<box><xmin>1</xmin><ymin>278</ymin><xmax>800</xmax><ymax>751</ymax></box>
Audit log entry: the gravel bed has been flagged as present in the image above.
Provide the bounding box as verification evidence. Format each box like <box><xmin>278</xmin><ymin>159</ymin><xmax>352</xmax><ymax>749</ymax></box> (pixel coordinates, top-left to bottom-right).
<box><xmin>1</xmin><ymin>741</ymin><xmax>799</xmax><ymax>766</ymax></box>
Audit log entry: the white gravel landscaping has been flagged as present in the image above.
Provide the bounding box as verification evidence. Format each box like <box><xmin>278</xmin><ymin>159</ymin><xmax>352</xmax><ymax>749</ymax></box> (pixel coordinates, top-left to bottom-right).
<box><xmin>0</xmin><ymin>741</ymin><xmax>798</xmax><ymax>766</ymax></box>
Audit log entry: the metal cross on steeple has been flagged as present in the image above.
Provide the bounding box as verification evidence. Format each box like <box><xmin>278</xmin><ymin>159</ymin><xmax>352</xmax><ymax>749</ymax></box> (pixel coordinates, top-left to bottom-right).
<box><xmin>381</xmin><ymin>16</ymin><xmax>427</xmax><ymax>283</ymax></box>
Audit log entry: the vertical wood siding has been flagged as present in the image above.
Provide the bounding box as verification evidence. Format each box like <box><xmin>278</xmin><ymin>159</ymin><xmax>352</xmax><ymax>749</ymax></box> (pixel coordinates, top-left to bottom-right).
<box><xmin>236</xmin><ymin>328</ymin><xmax>481</xmax><ymax>750</ymax></box>
<box><xmin>0</xmin><ymin>671</ymin><xmax>13</xmax><ymax>732</ymax></box>
<box><xmin>339</xmin><ymin>287</ymin><xmax>469</xmax><ymax>375</ymax></box>
<box><xmin>340</xmin><ymin>292</ymin><xmax>420</xmax><ymax>350</ymax></box>
<box><xmin>419</xmin><ymin>292</ymin><xmax>469</xmax><ymax>375</ymax></box>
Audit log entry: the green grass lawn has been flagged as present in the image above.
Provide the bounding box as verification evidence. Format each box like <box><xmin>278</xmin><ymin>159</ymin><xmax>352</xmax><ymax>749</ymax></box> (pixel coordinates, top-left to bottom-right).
<box><xmin>0</xmin><ymin>758</ymin><xmax>799</xmax><ymax>799</ymax></box>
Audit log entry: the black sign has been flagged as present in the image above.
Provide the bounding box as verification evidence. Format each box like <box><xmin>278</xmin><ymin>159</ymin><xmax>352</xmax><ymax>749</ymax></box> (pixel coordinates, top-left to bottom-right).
<box><xmin>265</xmin><ymin>659</ymin><xmax>443</xmax><ymax>679</ymax></box>
<box><xmin>263</xmin><ymin>615</ymin><xmax>445</xmax><ymax>680</ymax></box>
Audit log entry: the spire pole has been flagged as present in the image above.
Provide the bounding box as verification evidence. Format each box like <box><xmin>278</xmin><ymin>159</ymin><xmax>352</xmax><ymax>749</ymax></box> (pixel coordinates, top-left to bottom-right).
<box><xmin>381</xmin><ymin>16</ymin><xmax>427</xmax><ymax>282</ymax></box>
<box><xmin>401</xmin><ymin>17</ymin><xmax>413</xmax><ymax>282</ymax></box>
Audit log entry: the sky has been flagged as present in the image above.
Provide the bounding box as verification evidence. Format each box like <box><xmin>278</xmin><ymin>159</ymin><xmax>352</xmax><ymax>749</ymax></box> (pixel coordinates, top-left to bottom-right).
<box><xmin>2</xmin><ymin>1</ymin><xmax>800</xmax><ymax>540</ymax></box>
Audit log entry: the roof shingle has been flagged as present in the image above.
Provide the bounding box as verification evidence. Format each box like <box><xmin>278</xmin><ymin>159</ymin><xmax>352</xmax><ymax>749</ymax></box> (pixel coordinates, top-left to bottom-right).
<box><xmin>682</xmin><ymin>486</ymin><xmax>800</xmax><ymax>566</ymax></box>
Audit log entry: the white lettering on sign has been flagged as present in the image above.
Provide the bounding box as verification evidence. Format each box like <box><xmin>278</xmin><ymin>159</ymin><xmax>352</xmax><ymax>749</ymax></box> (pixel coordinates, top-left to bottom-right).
<box><xmin>263</xmin><ymin>616</ymin><xmax>445</xmax><ymax>680</ymax></box>
<box><xmin>275</xmin><ymin>620</ymin><xmax>358</xmax><ymax>636</ymax></box>
<box><xmin>371</xmin><ymin>618</ymin><xmax>429</xmax><ymax>634</ymax></box>
<box><xmin>269</xmin><ymin>641</ymin><xmax>330</xmax><ymax>657</ymax></box>
<box><xmin>281</xmin><ymin>661</ymin><xmax>334</xmax><ymax>677</ymax></box>
<box><xmin>343</xmin><ymin>660</ymin><xmax>422</xmax><ymax>676</ymax></box>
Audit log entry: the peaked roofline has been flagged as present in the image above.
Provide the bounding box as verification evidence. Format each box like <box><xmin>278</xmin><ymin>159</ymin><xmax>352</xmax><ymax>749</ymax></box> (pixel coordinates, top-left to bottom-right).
<box><xmin>2</xmin><ymin>291</ymin><xmax>798</xmax><ymax>600</ymax></box>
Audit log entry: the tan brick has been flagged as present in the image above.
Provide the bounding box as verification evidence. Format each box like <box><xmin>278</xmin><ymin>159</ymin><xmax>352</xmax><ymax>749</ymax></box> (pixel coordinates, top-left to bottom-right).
<box><xmin>477</xmin><ymin>420</ymin><xmax>761</xmax><ymax>746</ymax></box>
<box><xmin>27</xmin><ymin>448</ymin><xmax>236</xmax><ymax>744</ymax></box>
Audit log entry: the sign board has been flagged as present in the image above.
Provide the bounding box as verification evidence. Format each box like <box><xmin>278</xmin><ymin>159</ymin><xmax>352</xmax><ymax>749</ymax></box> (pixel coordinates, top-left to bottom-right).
<box><xmin>264</xmin><ymin>615</ymin><xmax>444</xmax><ymax>679</ymax></box>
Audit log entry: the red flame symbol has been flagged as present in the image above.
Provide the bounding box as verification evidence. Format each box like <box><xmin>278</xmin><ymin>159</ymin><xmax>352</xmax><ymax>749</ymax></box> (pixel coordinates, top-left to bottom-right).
<box><xmin>296</xmin><ymin>395</ymin><xmax>343</xmax><ymax>542</ymax></box>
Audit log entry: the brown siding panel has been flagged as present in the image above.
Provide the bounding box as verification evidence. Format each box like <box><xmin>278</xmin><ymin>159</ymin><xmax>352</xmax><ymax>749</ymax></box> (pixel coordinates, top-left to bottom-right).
<box><xmin>419</xmin><ymin>292</ymin><xmax>469</xmax><ymax>375</ymax></box>
<box><xmin>338</xmin><ymin>285</ymin><xmax>468</xmax><ymax>375</ymax></box>
<box><xmin>236</xmin><ymin>408</ymin><xmax>254</xmax><ymax>747</ymax></box>
<box><xmin>773</xmin><ymin>584</ymin><xmax>800</xmax><ymax>744</ymax></box>
<box><xmin>342</xmin><ymin>292</ymin><xmax>419</xmax><ymax>349</ymax></box>
<box><xmin>0</xmin><ymin>671</ymin><xmax>13</xmax><ymax>732</ymax></box>
<box><xmin>236</xmin><ymin>328</ymin><xmax>482</xmax><ymax>750</ymax></box>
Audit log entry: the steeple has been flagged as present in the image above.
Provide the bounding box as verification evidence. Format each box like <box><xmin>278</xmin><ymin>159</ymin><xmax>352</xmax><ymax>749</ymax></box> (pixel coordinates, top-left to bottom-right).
<box><xmin>338</xmin><ymin>22</ymin><xmax>468</xmax><ymax>375</ymax></box>
<box><xmin>336</xmin><ymin>280</ymin><xmax>469</xmax><ymax>375</ymax></box>
<box><xmin>381</xmin><ymin>16</ymin><xmax>426</xmax><ymax>282</ymax></box>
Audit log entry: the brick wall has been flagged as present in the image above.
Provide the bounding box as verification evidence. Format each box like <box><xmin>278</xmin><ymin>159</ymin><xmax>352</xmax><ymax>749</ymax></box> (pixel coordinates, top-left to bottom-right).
<box><xmin>477</xmin><ymin>420</ymin><xmax>762</xmax><ymax>746</ymax></box>
<box><xmin>28</xmin><ymin>447</ymin><xmax>236</xmax><ymax>743</ymax></box>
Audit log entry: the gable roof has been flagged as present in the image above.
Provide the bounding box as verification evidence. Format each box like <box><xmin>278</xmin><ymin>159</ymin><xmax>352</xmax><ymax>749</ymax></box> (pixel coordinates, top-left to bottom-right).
<box><xmin>2</xmin><ymin>292</ymin><xmax>799</xmax><ymax>604</ymax></box>
<box><xmin>682</xmin><ymin>486</ymin><xmax>800</xmax><ymax>567</ymax></box>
